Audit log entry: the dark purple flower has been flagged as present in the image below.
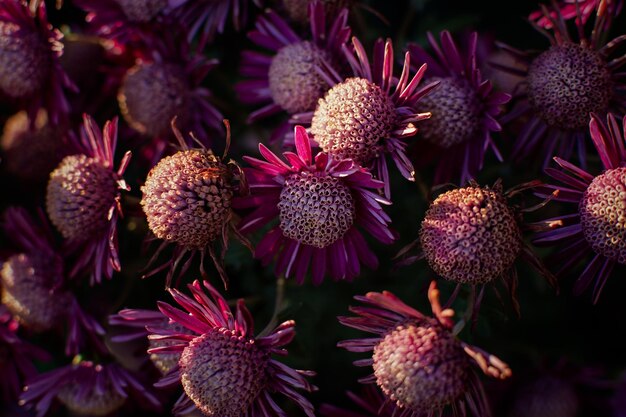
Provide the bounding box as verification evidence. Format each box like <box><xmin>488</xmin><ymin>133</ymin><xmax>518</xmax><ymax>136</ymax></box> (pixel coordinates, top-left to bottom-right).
<box><xmin>147</xmin><ymin>279</ymin><xmax>316</xmax><ymax>417</ymax></box>
<box><xmin>0</xmin><ymin>0</ymin><xmax>76</xmax><ymax>126</ymax></box>
<box><xmin>235</xmin><ymin>126</ymin><xmax>395</xmax><ymax>284</ymax></box>
<box><xmin>296</xmin><ymin>37</ymin><xmax>438</xmax><ymax>198</ymax></box>
<box><xmin>529</xmin><ymin>0</ymin><xmax>623</xmax><ymax>30</ymax></box>
<box><xmin>338</xmin><ymin>281</ymin><xmax>511</xmax><ymax>417</ymax></box>
<box><xmin>19</xmin><ymin>358</ymin><xmax>162</xmax><ymax>417</ymax></box>
<box><xmin>495</xmin><ymin>3</ymin><xmax>626</xmax><ymax>166</ymax></box>
<box><xmin>235</xmin><ymin>2</ymin><xmax>350</xmax><ymax>141</ymax></box>
<box><xmin>534</xmin><ymin>113</ymin><xmax>626</xmax><ymax>303</ymax></box>
<box><xmin>408</xmin><ymin>31</ymin><xmax>511</xmax><ymax>185</ymax></box>
<box><xmin>45</xmin><ymin>114</ymin><xmax>130</xmax><ymax>285</ymax></box>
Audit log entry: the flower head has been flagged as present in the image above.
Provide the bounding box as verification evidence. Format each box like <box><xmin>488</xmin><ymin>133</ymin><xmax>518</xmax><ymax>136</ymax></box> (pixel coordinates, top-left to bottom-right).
<box><xmin>338</xmin><ymin>281</ymin><xmax>511</xmax><ymax>417</ymax></box>
<box><xmin>235</xmin><ymin>126</ymin><xmax>395</xmax><ymax>283</ymax></box>
<box><xmin>408</xmin><ymin>31</ymin><xmax>511</xmax><ymax>184</ymax></box>
<box><xmin>45</xmin><ymin>114</ymin><xmax>131</xmax><ymax>284</ymax></box>
<box><xmin>495</xmin><ymin>3</ymin><xmax>626</xmax><ymax>166</ymax></box>
<box><xmin>0</xmin><ymin>0</ymin><xmax>76</xmax><ymax>126</ymax></box>
<box><xmin>147</xmin><ymin>279</ymin><xmax>316</xmax><ymax>417</ymax></box>
<box><xmin>534</xmin><ymin>112</ymin><xmax>626</xmax><ymax>303</ymax></box>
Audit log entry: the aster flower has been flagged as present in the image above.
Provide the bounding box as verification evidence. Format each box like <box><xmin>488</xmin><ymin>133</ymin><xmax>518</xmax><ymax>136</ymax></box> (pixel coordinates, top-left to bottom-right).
<box><xmin>408</xmin><ymin>31</ymin><xmax>511</xmax><ymax>185</ymax></box>
<box><xmin>534</xmin><ymin>112</ymin><xmax>626</xmax><ymax>303</ymax></box>
<box><xmin>529</xmin><ymin>0</ymin><xmax>623</xmax><ymax>30</ymax></box>
<box><xmin>19</xmin><ymin>356</ymin><xmax>162</xmax><ymax>417</ymax></box>
<box><xmin>0</xmin><ymin>0</ymin><xmax>76</xmax><ymax>126</ymax></box>
<box><xmin>45</xmin><ymin>114</ymin><xmax>131</xmax><ymax>285</ymax></box>
<box><xmin>295</xmin><ymin>36</ymin><xmax>439</xmax><ymax>198</ymax></box>
<box><xmin>140</xmin><ymin>121</ymin><xmax>249</xmax><ymax>288</ymax></box>
<box><xmin>147</xmin><ymin>279</ymin><xmax>316</xmax><ymax>417</ymax></box>
<box><xmin>235</xmin><ymin>125</ymin><xmax>395</xmax><ymax>283</ymax></box>
<box><xmin>235</xmin><ymin>2</ymin><xmax>350</xmax><ymax>142</ymax></box>
<box><xmin>338</xmin><ymin>281</ymin><xmax>511</xmax><ymax>417</ymax></box>
<box><xmin>495</xmin><ymin>3</ymin><xmax>626</xmax><ymax>166</ymax></box>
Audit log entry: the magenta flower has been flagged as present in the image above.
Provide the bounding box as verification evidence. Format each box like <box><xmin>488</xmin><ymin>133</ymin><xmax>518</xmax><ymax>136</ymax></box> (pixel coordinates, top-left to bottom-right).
<box><xmin>534</xmin><ymin>113</ymin><xmax>626</xmax><ymax>303</ymax></box>
<box><xmin>235</xmin><ymin>126</ymin><xmax>395</xmax><ymax>283</ymax></box>
<box><xmin>147</xmin><ymin>279</ymin><xmax>316</xmax><ymax>417</ymax></box>
<box><xmin>495</xmin><ymin>3</ymin><xmax>626</xmax><ymax>166</ymax></box>
<box><xmin>45</xmin><ymin>114</ymin><xmax>131</xmax><ymax>284</ymax></box>
<box><xmin>408</xmin><ymin>31</ymin><xmax>511</xmax><ymax>185</ymax></box>
<box><xmin>19</xmin><ymin>358</ymin><xmax>162</xmax><ymax>417</ymax></box>
<box><xmin>338</xmin><ymin>281</ymin><xmax>511</xmax><ymax>417</ymax></box>
<box><xmin>529</xmin><ymin>0</ymin><xmax>623</xmax><ymax>30</ymax></box>
<box><xmin>235</xmin><ymin>2</ymin><xmax>350</xmax><ymax>142</ymax></box>
<box><xmin>0</xmin><ymin>0</ymin><xmax>76</xmax><ymax>126</ymax></box>
<box><xmin>296</xmin><ymin>37</ymin><xmax>438</xmax><ymax>198</ymax></box>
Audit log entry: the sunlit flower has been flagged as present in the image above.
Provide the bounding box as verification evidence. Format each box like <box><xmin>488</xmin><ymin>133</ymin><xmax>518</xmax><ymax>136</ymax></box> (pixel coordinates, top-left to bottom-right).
<box><xmin>235</xmin><ymin>126</ymin><xmax>395</xmax><ymax>283</ymax></box>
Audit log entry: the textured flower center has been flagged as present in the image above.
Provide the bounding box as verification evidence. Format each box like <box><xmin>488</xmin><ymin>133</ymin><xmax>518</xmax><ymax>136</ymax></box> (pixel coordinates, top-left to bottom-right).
<box><xmin>141</xmin><ymin>149</ymin><xmax>233</xmax><ymax>249</ymax></box>
<box><xmin>113</xmin><ymin>0</ymin><xmax>168</xmax><ymax>21</ymax></box>
<box><xmin>311</xmin><ymin>77</ymin><xmax>397</xmax><ymax>166</ymax></box>
<box><xmin>527</xmin><ymin>43</ymin><xmax>612</xmax><ymax>130</ymax></box>
<box><xmin>509</xmin><ymin>377</ymin><xmax>579</xmax><ymax>417</ymax></box>
<box><xmin>269</xmin><ymin>41</ymin><xmax>331</xmax><ymax>114</ymax></box>
<box><xmin>0</xmin><ymin>253</ymin><xmax>69</xmax><ymax>331</ymax></box>
<box><xmin>579</xmin><ymin>168</ymin><xmax>626</xmax><ymax>264</ymax></box>
<box><xmin>418</xmin><ymin>77</ymin><xmax>482</xmax><ymax>148</ymax></box>
<box><xmin>179</xmin><ymin>330</ymin><xmax>270</xmax><ymax>417</ymax></box>
<box><xmin>282</xmin><ymin>0</ymin><xmax>352</xmax><ymax>23</ymax></box>
<box><xmin>46</xmin><ymin>155</ymin><xmax>118</xmax><ymax>240</ymax></box>
<box><xmin>278</xmin><ymin>172</ymin><xmax>355</xmax><ymax>248</ymax></box>
<box><xmin>149</xmin><ymin>321</ymin><xmax>194</xmax><ymax>374</ymax></box>
<box><xmin>420</xmin><ymin>186</ymin><xmax>521</xmax><ymax>284</ymax></box>
<box><xmin>373</xmin><ymin>319</ymin><xmax>470</xmax><ymax>413</ymax></box>
<box><xmin>118</xmin><ymin>63</ymin><xmax>189</xmax><ymax>137</ymax></box>
<box><xmin>0</xmin><ymin>21</ymin><xmax>51</xmax><ymax>98</ymax></box>
<box><xmin>57</xmin><ymin>377</ymin><xmax>126</xmax><ymax>416</ymax></box>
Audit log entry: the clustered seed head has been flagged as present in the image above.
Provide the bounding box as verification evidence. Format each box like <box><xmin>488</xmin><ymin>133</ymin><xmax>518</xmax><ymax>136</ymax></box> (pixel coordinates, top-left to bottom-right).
<box><xmin>372</xmin><ymin>318</ymin><xmax>470</xmax><ymax>413</ymax></box>
<box><xmin>113</xmin><ymin>0</ymin><xmax>168</xmax><ymax>22</ymax></box>
<box><xmin>281</xmin><ymin>0</ymin><xmax>352</xmax><ymax>24</ymax></box>
<box><xmin>420</xmin><ymin>186</ymin><xmax>522</xmax><ymax>284</ymax></box>
<box><xmin>579</xmin><ymin>167</ymin><xmax>626</xmax><ymax>264</ymax></box>
<box><xmin>0</xmin><ymin>21</ymin><xmax>51</xmax><ymax>98</ymax></box>
<box><xmin>179</xmin><ymin>329</ymin><xmax>270</xmax><ymax>417</ymax></box>
<box><xmin>278</xmin><ymin>171</ymin><xmax>355</xmax><ymax>248</ymax></box>
<box><xmin>46</xmin><ymin>154</ymin><xmax>118</xmax><ymax>240</ymax></box>
<box><xmin>311</xmin><ymin>77</ymin><xmax>397</xmax><ymax>166</ymax></box>
<box><xmin>0</xmin><ymin>254</ymin><xmax>70</xmax><ymax>331</ymax></box>
<box><xmin>418</xmin><ymin>77</ymin><xmax>482</xmax><ymax>148</ymax></box>
<box><xmin>118</xmin><ymin>63</ymin><xmax>189</xmax><ymax>137</ymax></box>
<box><xmin>149</xmin><ymin>321</ymin><xmax>195</xmax><ymax>374</ymax></box>
<box><xmin>268</xmin><ymin>41</ymin><xmax>331</xmax><ymax>114</ymax></box>
<box><xmin>509</xmin><ymin>377</ymin><xmax>579</xmax><ymax>417</ymax></box>
<box><xmin>57</xmin><ymin>371</ymin><xmax>127</xmax><ymax>416</ymax></box>
<box><xmin>527</xmin><ymin>43</ymin><xmax>612</xmax><ymax>130</ymax></box>
<box><xmin>141</xmin><ymin>149</ymin><xmax>234</xmax><ymax>249</ymax></box>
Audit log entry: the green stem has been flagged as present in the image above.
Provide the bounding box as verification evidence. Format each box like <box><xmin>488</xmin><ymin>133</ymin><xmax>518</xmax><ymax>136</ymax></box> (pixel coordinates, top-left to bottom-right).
<box><xmin>258</xmin><ymin>276</ymin><xmax>286</xmax><ymax>337</ymax></box>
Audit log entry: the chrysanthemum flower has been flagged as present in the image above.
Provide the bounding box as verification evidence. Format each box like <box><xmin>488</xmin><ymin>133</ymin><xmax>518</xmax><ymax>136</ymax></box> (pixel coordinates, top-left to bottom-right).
<box><xmin>338</xmin><ymin>281</ymin><xmax>511</xmax><ymax>417</ymax></box>
<box><xmin>495</xmin><ymin>3</ymin><xmax>626</xmax><ymax>166</ymax></box>
<box><xmin>0</xmin><ymin>307</ymin><xmax>50</xmax><ymax>402</ymax></box>
<box><xmin>281</xmin><ymin>0</ymin><xmax>353</xmax><ymax>25</ymax></box>
<box><xmin>408</xmin><ymin>31</ymin><xmax>511</xmax><ymax>185</ymax></box>
<box><xmin>45</xmin><ymin>114</ymin><xmax>131</xmax><ymax>285</ymax></box>
<box><xmin>529</xmin><ymin>0</ymin><xmax>623</xmax><ymax>30</ymax></box>
<box><xmin>235</xmin><ymin>2</ymin><xmax>350</xmax><ymax>141</ymax></box>
<box><xmin>296</xmin><ymin>36</ymin><xmax>438</xmax><ymax>198</ymax></box>
<box><xmin>19</xmin><ymin>357</ymin><xmax>162</xmax><ymax>417</ymax></box>
<box><xmin>0</xmin><ymin>0</ymin><xmax>76</xmax><ymax>126</ymax></box>
<box><xmin>534</xmin><ymin>113</ymin><xmax>626</xmax><ymax>303</ymax></box>
<box><xmin>140</xmin><ymin>121</ymin><xmax>248</xmax><ymax>288</ymax></box>
<box><xmin>147</xmin><ymin>279</ymin><xmax>316</xmax><ymax>417</ymax></box>
<box><xmin>235</xmin><ymin>126</ymin><xmax>395</xmax><ymax>283</ymax></box>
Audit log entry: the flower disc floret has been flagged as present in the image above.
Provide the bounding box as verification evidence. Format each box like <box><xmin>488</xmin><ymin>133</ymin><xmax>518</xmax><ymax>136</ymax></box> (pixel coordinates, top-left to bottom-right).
<box><xmin>579</xmin><ymin>167</ymin><xmax>626</xmax><ymax>264</ymax></box>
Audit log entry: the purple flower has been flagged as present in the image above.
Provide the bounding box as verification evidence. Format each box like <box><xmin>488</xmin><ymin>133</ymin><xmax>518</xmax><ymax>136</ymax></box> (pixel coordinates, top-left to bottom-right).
<box><xmin>495</xmin><ymin>3</ymin><xmax>626</xmax><ymax>166</ymax></box>
<box><xmin>45</xmin><ymin>114</ymin><xmax>130</xmax><ymax>285</ymax></box>
<box><xmin>235</xmin><ymin>2</ymin><xmax>350</xmax><ymax>142</ymax></box>
<box><xmin>296</xmin><ymin>36</ymin><xmax>439</xmax><ymax>198</ymax></box>
<box><xmin>534</xmin><ymin>113</ymin><xmax>626</xmax><ymax>303</ymax></box>
<box><xmin>0</xmin><ymin>0</ymin><xmax>76</xmax><ymax>126</ymax></box>
<box><xmin>408</xmin><ymin>31</ymin><xmax>511</xmax><ymax>185</ymax></box>
<box><xmin>338</xmin><ymin>281</ymin><xmax>511</xmax><ymax>417</ymax></box>
<box><xmin>529</xmin><ymin>0</ymin><xmax>623</xmax><ymax>30</ymax></box>
<box><xmin>235</xmin><ymin>126</ymin><xmax>395</xmax><ymax>283</ymax></box>
<box><xmin>147</xmin><ymin>279</ymin><xmax>316</xmax><ymax>417</ymax></box>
